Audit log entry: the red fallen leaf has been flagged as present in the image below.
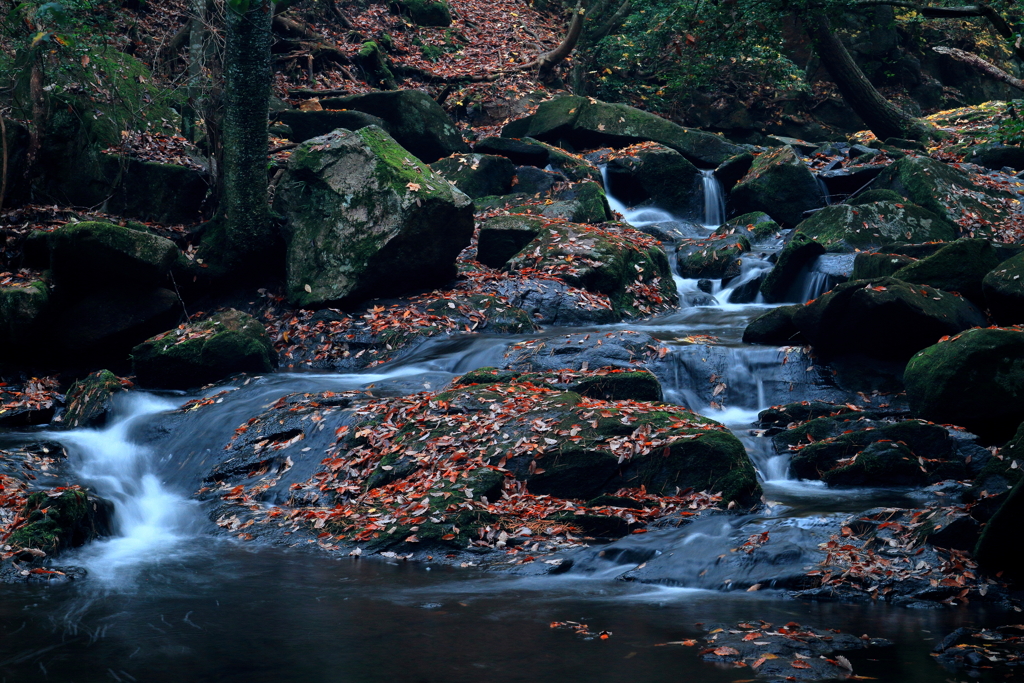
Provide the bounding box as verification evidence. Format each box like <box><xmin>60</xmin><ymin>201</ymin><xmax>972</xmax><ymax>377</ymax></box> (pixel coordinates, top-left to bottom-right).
<box><xmin>713</xmin><ymin>646</ymin><xmax>740</xmax><ymax>656</ymax></box>
<box><xmin>791</xmin><ymin>660</ymin><xmax>811</xmax><ymax>669</ymax></box>
<box><xmin>742</xmin><ymin>632</ymin><xmax>760</xmax><ymax>641</ymax></box>
<box><xmin>441</xmin><ymin>533</ymin><xmax>456</xmax><ymax>540</ymax></box>
<box><xmin>599</xmin><ymin>631</ymin><xmax>611</xmax><ymax>640</ymax></box>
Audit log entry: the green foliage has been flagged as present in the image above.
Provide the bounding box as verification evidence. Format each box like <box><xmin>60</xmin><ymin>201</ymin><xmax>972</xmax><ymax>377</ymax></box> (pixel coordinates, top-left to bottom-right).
<box><xmin>995</xmin><ymin>103</ymin><xmax>1024</xmax><ymax>146</ymax></box>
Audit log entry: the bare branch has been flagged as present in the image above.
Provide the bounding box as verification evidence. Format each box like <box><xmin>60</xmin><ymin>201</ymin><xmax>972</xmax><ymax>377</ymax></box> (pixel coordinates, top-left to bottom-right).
<box><xmin>933</xmin><ymin>45</ymin><xmax>1024</xmax><ymax>90</ymax></box>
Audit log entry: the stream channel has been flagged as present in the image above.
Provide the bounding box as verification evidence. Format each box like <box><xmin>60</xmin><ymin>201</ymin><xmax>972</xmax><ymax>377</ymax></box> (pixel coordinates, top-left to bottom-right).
<box><xmin>0</xmin><ymin>178</ymin><xmax>1010</xmax><ymax>682</ymax></box>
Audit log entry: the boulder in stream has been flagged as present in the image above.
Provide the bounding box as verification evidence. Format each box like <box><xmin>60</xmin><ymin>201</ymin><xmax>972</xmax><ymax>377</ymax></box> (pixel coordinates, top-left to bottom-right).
<box><xmin>7</xmin><ymin>487</ymin><xmax>113</xmax><ymax>556</ymax></box>
<box><xmin>429</xmin><ymin>153</ymin><xmax>515</xmax><ymax>199</ymax></box>
<box><xmin>793</xmin><ymin>200</ymin><xmax>956</xmax><ymax>253</ymax></box>
<box><xmin>601</xmin><ymin>144</ymin><xmax>702</xmax><ymax>220</ymax></box>
<box><xmin>59</xmin><ymin>369</ymin><xmax>129</xmax><ymax>429</ymax></box>
<box><xmin>983</xmin><ymin>251</ymin><xmax>1024</xmax><ymax>324</ymax></box>
<box><xmin>890</xmin><ymin>238</ymin><xmax>998</xmax><ymax>304</ymax></box>
<box><xmin>275</xmin><ymin>126</ymin><xmax>474</xmax><ymax>308</ymax></box>
<box><xmin>131</xmin><ymin>309</ymin><xmax>276</xmax><ymax>390</ymax></box>
<box><xmin>742</xmin><ymin>304</ymin><xmax>805</xmax><ymax>345</ymax></box>
<box><xmin>676</xmin><ymin>235</ymin><xmax>750</xmax><ymax>280</ymax></box>
<box><xmin>729</xmin><ymin>146</ymin><xmax>824</xmax><ymax>227</ymax></box>
<box><xmin>759</xmin><ymin>232</ymin><xmax>825</xmax><ymax>303</ymax></box>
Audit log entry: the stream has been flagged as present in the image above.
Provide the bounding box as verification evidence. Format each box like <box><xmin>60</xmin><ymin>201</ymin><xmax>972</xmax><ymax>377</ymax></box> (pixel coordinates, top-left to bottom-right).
<box><xmin>0</xmin><ymin>178</ymin><xmax>1011</xmax><ymax>682</ymax></box>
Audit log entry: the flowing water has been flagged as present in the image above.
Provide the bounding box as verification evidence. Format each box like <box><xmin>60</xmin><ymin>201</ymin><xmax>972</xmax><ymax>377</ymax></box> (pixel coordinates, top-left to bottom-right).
<box><xmin>0</xmin><ymin>182</ymin><xmax>1009</xmax><ymax>683</ymax></box>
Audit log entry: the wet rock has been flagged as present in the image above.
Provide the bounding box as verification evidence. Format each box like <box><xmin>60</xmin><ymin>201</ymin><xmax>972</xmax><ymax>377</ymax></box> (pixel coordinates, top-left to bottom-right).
<box><xmin>715</xmin><ymin>211</ymin><xmax>784</xmax><ymax>247</ymax></box>
<box><xmin>273</xmin><ymin>109</ymin><xmax>390</xmax><ymax>143</ymax></box>
<box><xmin>318</xmin><ymin>90</ymin><xmax>469</xmax><ymax>163</ymax></box>
<box><xmin>453</xmin><ymin>366</ymin><xmax>663</xmax><ymax>402</ymax></box>
<box><xmin>904</xmin><ymin>327</ymin><xmax>1024</xmax><ymax>441</ymax></box>
<box><xmin>501</xmin><ymin>95</ymin><xmax>744</xmax><ymax>166</ymax></box>
<box><xmin>742</xmin><ymin>304</ymin><xmax>805</xmax><ymax>345</ymax></box>
<box><xmin>793</xmin><ymin>201</ymin><xmax>955</xmax><ymax>253</ymax></box>
<box><xmin>602</xmin><ymin>144</ymin><xmax>703</xmax><ymax>220</ymax></box>
<box><xmin>676</xmin><ymin>235</ymin><xmax>750</xmax><ymax>280</ymax></box>
<box><xmin>933</xmin><ymin>625</ymin><xmax>1024</xmax><ymax>676</ymax></box>
<box><xmin>474</xmin><ymin>136</ymin><xmax>550</xmax><ymax>166</ymax></box>
<box><xmin>713</xmin><ymin>152</ymin><xmax>754</xmax><ymax>192</ymax></box>
<box><xmin>967</xmin><ymin>141</ymin><xmax>1024</xmax><ymax>171</ymax></box>
<box><xmin>875</xmin><ymin>155</ymin><xmax>1012</xmax><ymax>237</ymax></box>
<box><xmin>759</xmin><ymin>232</ymin><xmax>825</xmax><ymax>303</ymax></box>
<box><xmin>695</xmin><ymin>621</ymin><xmax>890</xmax><ymax>680</ymax></box>
<box><xmin>851</xmin><ymin>252</ymin><xmax>916</xmax><ymax>280</ymax></box>
<box><xmin>757</xmin><ymin>401</ymin><xmax>869</xmax><ymax>429</ymax></box>
<box><xmin>59</xmin><ymin>369</ymin><xmax>129</xmax><ymax>429</ymax></box>
<box><xmin>891</xmin><ymin>238</ymin><xmax>998</xmax><ymax>304</ymax></box>
<box><xmin>513</xmin><ymin>165</ymin><xmax>561</xmax><ymax>194</ymax></box>
<box><xmin>0</xmin><ymin>279</ymin><xmax>48</xmax><ymax>350</ymax></box>
<box><xmin>983</xmin><ymin>250</ymin><xmax>1024</xmax><ymax>324</ymax></box>
<box><xmin>730</xmin><ymin>146</ymin><xmax>825</xmax><ymax>227</ymax></box>
<box><xmin>476</xmin><ymin>215</ymin><xmax>546</xmax><ymax>268</ymax></box>
<box><xmin>131</xmin><ymin>309</ymin><xmax>276</xmax><ymax>390</ymax></box>
<box><xmin>7</xmin><ymin>488</ymin><xmax>113</xmax><ymax>556</ymax></box>
<box><xmin>504</xmin><ymin>221</ymin><xmax>677</xmax><ymax>319</ymax></box>
<box><xmin>430</xmin><ymin>153</ymin><xmax>515</xmax><ymax>199</ymax></box>
<box><xmin>486</xmin><ymin>276</ymin><xmax>620</xmax><ymax>326</ymax></box>
<box><xmin>275</xmin><ymin>126</ymin><xmax>474</xmax><ymax>307</ymax></box>
<box><xmin>791</xmin><ymin>277</ymin><xmax>987</xmax><ymax>361</ymax></box>
<box><xmin>974</xmin><ymin>479</ymin><xmax>1024</xmax><ymax>583</ymax></box>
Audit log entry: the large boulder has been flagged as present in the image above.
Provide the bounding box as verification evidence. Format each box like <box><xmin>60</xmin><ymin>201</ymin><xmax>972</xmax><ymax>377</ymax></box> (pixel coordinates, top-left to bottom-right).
<box><xmin>504</xmin><ymin>221</ymin><xmax>678</xmax><ymax>318</ymax></box>
<box><xmin>759</xmin><ymin>232</ymin><xmax>825</xmax><ymax>303</ymax></box>
<box><xmin>730</xmin><ymin>146</ymin><xmax>825</xmax><ymax>227</ymax></box>
<box><xmin>974</xmin><ymin>479</ymin><xmax>1024</xmax><ymax>583</ymax></box>
<box><xmin>791</xmin><ymin>277</ymin><xmax>987</xmax><ymax>360</ymax></box>
<box><xmin>501</xmin><ymin>96</ymin><xmax>743</xmax><ymax>166</ymax></box>
<box><xmin>983</xmin><ymin>251</ymin><xmax>1024</xmax><ymax>324</ymax></box>
<box><xmin>875</xmin><ymin>156</ymin><xmax>1012</xmax><ymax>238</ymax></box>
<box><xmin>968</xmin><ymin>142</ymin><xmax>1024</xmax><ymax>172</ymax></box>
<box><xmin>7</xmin><ymin>488</ymin><xmax>113</xmax><ymax>556</ymax></box>
<box><xmin>319</xmin><ymin>90</ymin><xmax>469</xmax><ymax>163</ymax></box>
<box><xmin>742</xmin><ymin>304</ymin><xmax>806</xmax><ymax>345</ymax></box>
<box><xmin>676</xmin><ymin>235</ymin><xmax>750</xmax><ymax>280</ymax></box>
<box><xmin>274</xmin><ymin>109</ymin><xmax>390</xmax><ymax>143</ymax></box>
<box><xmin>131</xmin><ymin>309</ymin><xmax>276</xmax><ymax>390</ymax></box>
<box><xmin>50</xmin><ymin>287</ymin><xmax>180</xmax><ymax>356</ymax></box>
<box><xmin>476</xmin><ymin>215</ymin><xmax>545</xmax><ymax>268</ymax></box>
<box><xmin>48</xmin><ymin>221</ymin><xmax>179</xmax><ymax>291</ymax></box>
<box><xmin>59</xmin><ymin>370</ymin><xmax>129</xmax><ymax>430</ymax></box>
<box><xmin>890</xmin><ymin>238</ymin><xmax>998</xmax><ymax>304</ymax></box>
<box><xmin>794</xmin><ymin>200</ymin><xmax>956</xmax><ymax>253</ymax></box>
<box><xmin>429</xmin><ymin>153</ymin><xmax>515</xmax><ymax>198</ymax></box>
<box><xmin>275</xmin><ymin>127</ymin><xmax>474</xmax><ymax>308</ymax></box>
<box><xmin>851</xmin><ymin>252</ymin><xmax>916</xmax><ymax>280</ymax></box>
<box><xmin>904</xmin><ymin>327</ymin><xmax>1024</xmax><ymax>441</ymax></box>
<box><xmin>602</xmin><ymin>144</ymin><xmax>702</xmax><ymax>220</ymax></box>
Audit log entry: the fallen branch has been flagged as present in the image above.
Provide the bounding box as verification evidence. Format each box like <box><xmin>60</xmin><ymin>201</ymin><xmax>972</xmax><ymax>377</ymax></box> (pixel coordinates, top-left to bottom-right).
<box><xmin>932</xmin><ymin>46</ymin><xmax>1024</xmax><ymax>91</ymax></box>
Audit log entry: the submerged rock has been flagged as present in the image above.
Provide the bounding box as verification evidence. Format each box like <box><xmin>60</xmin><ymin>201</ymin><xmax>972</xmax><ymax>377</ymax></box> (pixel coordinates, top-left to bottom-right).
<box><xmin>131</xmin><ymin>309</ymin><xmax>276</xmax><ymax>390</ymax></box>
<box><xmin>904</xmin><ymin>327</ymin><xmax>1024</xmax><ymax>441</ymax></box>
<box><xmin>275</xmin><ymin>126</ymin><xmax>474</xmax><ymax>308</ymax></box>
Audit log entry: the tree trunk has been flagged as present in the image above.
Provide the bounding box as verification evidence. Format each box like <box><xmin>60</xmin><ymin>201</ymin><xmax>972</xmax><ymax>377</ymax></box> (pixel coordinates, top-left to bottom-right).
<box><xmin>200</xmin><ymin>0</ymin><xmax>276</xmax><ymax>277</ymax></box>
<box><xmin>537</xmin><ymin>1</ymin><xmax>585</xmax><ymax>85</ymax></box>
<box><xmin>933</xmin><ymin>46</ymin><xmax>1024</xmax><ymax>91</ymax></box>
<box><xmin>804</xmin><ymin>12</ymin><xmax>930</xmax><ymax>141</ymax></box>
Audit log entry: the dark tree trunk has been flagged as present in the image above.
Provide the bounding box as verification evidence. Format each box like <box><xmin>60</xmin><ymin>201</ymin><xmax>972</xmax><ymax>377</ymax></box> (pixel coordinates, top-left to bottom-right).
<box><xmin>200</xmin><ymin>0</ymin><xmax>277</xmax><ymax>277</ymax></box>
<box><xmin>804</xmin><ymin>12</ymin><xmax>930</xmax><ymax>141</ymax></box>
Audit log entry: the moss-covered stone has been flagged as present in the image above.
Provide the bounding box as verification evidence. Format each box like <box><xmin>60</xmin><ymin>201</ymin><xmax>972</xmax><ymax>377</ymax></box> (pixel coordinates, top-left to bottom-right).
<box><xmin>983</xmin><ymin>251</ymin><xmax>1024</xmax><ymax>325</ymax></box>
<box><xmin>8</xmin><ymin>489</ymin><xmax>113</xmax><ymax>555</ymax></box>
<box><xmin>49</xmin><ymin>221</ymin><xmax>179</xmax><ymax>291</ymax></box>
<box><xmin>905</xmin><ymin>327</ymin><xmax>1024</xmax><ymax>441</ymax></box>
<box><xmin>131</xmin><ymin>309</ymin><xmax>276</xmax><ymax>390</ymax></box>
<box><xmin>392</xmin><ymin>0</ymin><xmax>452</xmax><ymax>26</ymax></box>
<box><xmin>501</xmin><ymin>95</ymin><xmax>744</xmax><ymax>166</ymax></box>
<box><xmin>742</xmin><ymin>304</ymin><xmax>805</xmax><ymax>345</ymax></box>
<box><xmin>60</xmin><ymin>370</ymin><xmax>128</xmax><ymax>430</ymax></box>
<box><xmin>794</xmin><ymin>201</ymin><xmax>956</xmax><ymax>253</ymax></box>
<box><xmin>791</xmin><ymin>277</ymin><xmax>987</xmax><ymax>360</ymax></box>
<box><xmin>319</xmin><ymin>90</ymin><xmax>468</xmax><ymax>163</ymax></box>
<box><xmin>730</xmin><ymin>146</ymin><xmax>824</xmax><ymax>227</ymax></box>
<box><xmin>891</xmin><ymin>238</ymin><xmax>998</xmax><ymax>304</ymax></box>
<box><xmin>676</xmin><ymin>235</ymin><xmax>751</xmax><ymax>280</ymax></box>
<box><xmin>430</xmin><ymin>153</ymin><xmax>515</xmax><ymax>198</ymax></box>
<box><xmin>849</xmin><ymin>189</ymin><xmax>903</xmax><ymax>206</ymax></box>
<box><xmin>718</xmin><ymin>211</ymin><xmax>783</xmax><ymax>244</ymax></box>
<box><xmin>851</xmin><ymin>252</ymin><xmax>916</xmax><ymax>280</ymax></box>
<box><xmin>0</xmin><ymin>280</ymin><xmax>48</xmax><ymax>348</ymax></box>
<box><xmin>450</xmin><ymin>366</ymin><xmax>663</xmax><ymax>402</ymax></box>
<box><xmin>275</xmin><ymin>126</ymin><xmax>474</xmax><ymax>307</ymax></box>
<box><xmin>875</xmin><ymin>156</ymin><xmax>1012</xmax><ymax>237</ymax></box>
<box><xmin>603</xmin><ymin>145</ymin><xmax>702</xmax><ymax>220</ymax></box>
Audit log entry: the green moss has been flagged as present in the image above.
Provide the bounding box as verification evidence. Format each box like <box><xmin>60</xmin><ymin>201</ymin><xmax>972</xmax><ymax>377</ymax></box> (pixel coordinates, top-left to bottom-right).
<box><xmin>795</xmin><ymin>201</ymin><xmax>956</xmax><ymax>253</ymax></box>
<box><xmin>0</xmin><ymin>280</ymin><xmax>49</xmax><ymax>347</ymax></box>
<box><xmin>8</xmin><ymin>489</ymin><xmax>108</xmax><ymax>555</ymax></box>
<box><xmin>849</xmin><ymin>189</ymin><xmax>903</xmax><ymax>206</ymax></box>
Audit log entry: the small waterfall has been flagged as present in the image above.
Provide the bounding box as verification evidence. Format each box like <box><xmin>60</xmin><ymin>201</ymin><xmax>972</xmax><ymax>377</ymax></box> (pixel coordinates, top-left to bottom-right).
<box><xmin>599</xmin><ymin>165</ymin><xmax>675</xmax><ymax>226</ymax></box>
<box><xmin>790</xmin><ymin>253</ymin><xmax>856</xmax><ymax>303</ymax></box>
<box><xmin>43</xmin><ymin>394</ymin><xmax>202</xmax><ymax>584</ymax></box>
<box><xmin>700</xmin><ymin>169</ymin><xmax>726</xmax><ymax>228</ymax></box>
<box><xmin>816</xmin><ymin>175</ymin><xmax>832</xmax><ymax>206</ymax></box>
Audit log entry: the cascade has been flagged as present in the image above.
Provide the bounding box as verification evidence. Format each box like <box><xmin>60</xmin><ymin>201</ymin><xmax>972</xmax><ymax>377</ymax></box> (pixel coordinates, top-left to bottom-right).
<box><xmin>699</xmin><ymin>169</ymin><xmax>726</xmax><ymax>228</ymax></box>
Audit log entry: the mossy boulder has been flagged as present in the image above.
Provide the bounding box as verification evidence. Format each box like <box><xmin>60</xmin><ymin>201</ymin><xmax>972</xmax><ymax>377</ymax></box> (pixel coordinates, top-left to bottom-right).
<box><xmin>495</xmin><ymin>180</ymin><xmax>612</xmax><ymax>224</ymax></box>
<box><xmin>0</xmin><ymin>280</ymin><xmax>48</xmax><ymax>348</ymax></box>
<box><xmin>131</xmin><ymin>309</ymin><xmax>276</xmax><ymax>390</ymax></box>
<box><xmin>983</xmin><ymin>251</ymin><xmax>1024</xmax><ymax>325</ymax></box>
<box><xmin>968</xmin><ymin>142</ymin><xmax>1024</xmax><ymax>172</ymax></box>
<box><xmin>849</xmin><ymin>189</ymin><xmax>903</xmax><ymax>206</ymax></box>
<box><xmin>791</xmin><ymin>277</ymin><xmax>987</xmax><ymax>360</ymax></box>
<box><xmin>391</xmin><ymin>0</ymin><xmax>452</xmax><ymax>25</ymax></box>
<box><xmin>875</xmin><ymin>156</ymin><xmax>1011</xmax><ymax>237</ymax></box>
<box><xmin>49</xmin><ymin>221</ymin><xmax>179</xmax><ymax>291</ymax></box>
<box><xmin>891</xmin><ymin>238</ymin><xmax>998</xmax><ymax>304</ymax></box>
<box><xmin>759</xmin><ymin>233</ymin><xmax>826</xmax><ymax>303</ymax></box>
<box><xmin>501</xmin><ymin>95</ymin><xmax>743</xmax><ymax>166</ymax></box>
<box><xmin>275</xmin><ymin>126</ymin><xmax>474</xmax><ymax>307</ymax></box>
<box><xmin>730</xmin><ymin>146</ymin><xmax>824</xmax><ymax>227</ymax></box>
<box><xmin>7</xmin><ymin>489</ymin><xmax>113</xmax><ymax>555</ymax></box>
<box><xmin>676</xmin><ymin>235</ymin><xmax>751</xmax><ymax>280</ymax></box>
<box><xmin>476</xmin><ymin>215</ymin><xmax>546</xmax><ymax>268</ymax></box>
<box><xmin>474</xmin><ymin>136</ymin><xmax>550</xmax><ymax>165</ymax></box>
<box><xmin>602</xmin><ymin>145</ymin><xmax>702</xmax><ymax>220</ymax></box>
<box><xmin>974</xmin><ymin>478</ymin><xmax>1024</xmax><ymax>583</ymax></box>
<box><xmin>60</xmin><ymin>370</ymin><xmax>128</xmax><ymax>430</ymax></box>
<box><xmin>430</xmin><ymin>153</ymin><xmax>515</xmax><ymax>198</ymax></box>
<box><xmin>319</xmin><ymin>90</ymin><xmax>468</xmax><ymax>163</ymax></box>
<box><xmin>904</xmin><ymin>327</ymin><xmax>1024</xmax><ymax>441</ymax></box>
<box><xmin>794</xmin><ymin>201</ymin><xmax>956</xmax><ymax>253</ymax></box>
<box><xmin>451</xmin><ymin>366</ymin><xmax>663</xmax><ymax>402</ymax></box>
<box><xmin>851</xmin><ymin>252</ymin><xmax>917</xmax><ymax>280</ymax></box>
<box><xmin>742</xmin><ymin>304</ymin><xmax>805</xmax><ymax>345</ymax></box>
<box><xmin>275</xmin><ymin>109</ymin><xmax>391</xmax><ymax>143</ymax></box>
<box><xmin>504</xmin><ymin>221</ymin><xmax>677</xmax><ymax>318</ymax></box>
<box><xmin>717</xmin><ymin>211</ymin><xmax>783</xmax><ymax>246</ymax></box>
<box><xmin>714</xmin><ymin>152</ymin><xmax>754</xmax><ymax>192</ymax></box>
